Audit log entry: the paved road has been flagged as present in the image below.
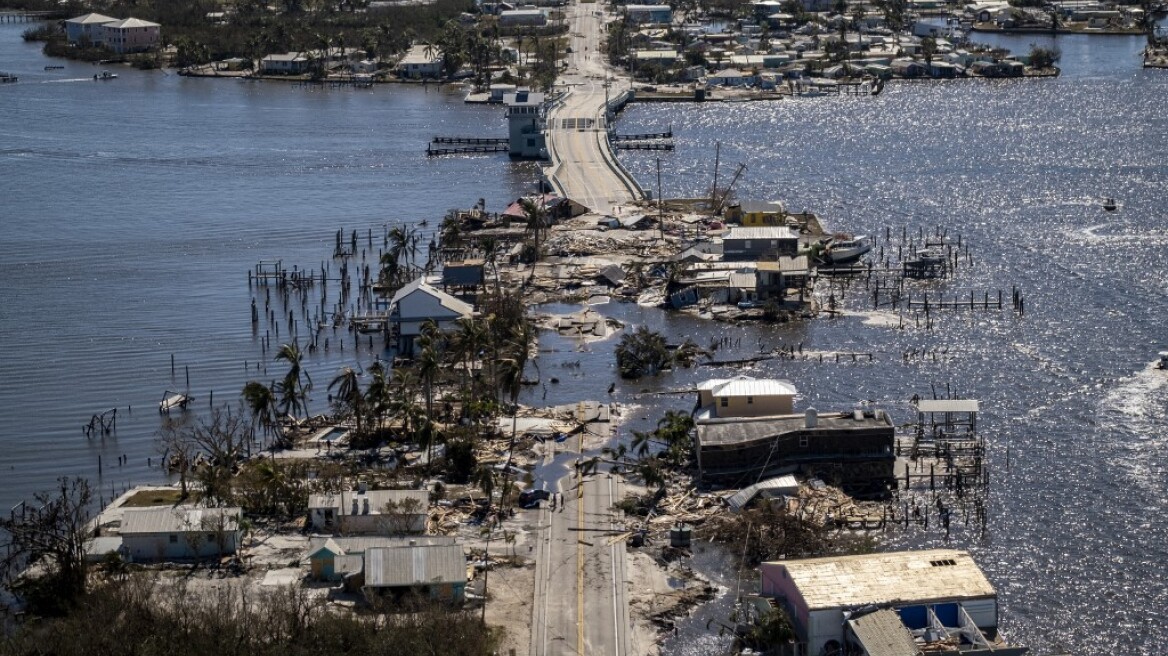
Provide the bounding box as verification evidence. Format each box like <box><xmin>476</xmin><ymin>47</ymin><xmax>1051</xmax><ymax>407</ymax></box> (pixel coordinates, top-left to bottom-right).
<box><xmin>530</xmin><ymin>451</ymin><xmax>632</xmax><ymax>655</ymax></box>
<box><xmin>544</xmin><ymin>1</ymin><xmax>641</xmax><ymax>215</ymax></box>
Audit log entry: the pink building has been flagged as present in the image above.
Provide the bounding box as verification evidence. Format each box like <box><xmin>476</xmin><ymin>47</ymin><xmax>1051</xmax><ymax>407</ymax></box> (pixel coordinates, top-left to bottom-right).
<box><xmin>101</xmin><ymin>18</ymin><xmax>161</xmax><ymax>54</ymax></box>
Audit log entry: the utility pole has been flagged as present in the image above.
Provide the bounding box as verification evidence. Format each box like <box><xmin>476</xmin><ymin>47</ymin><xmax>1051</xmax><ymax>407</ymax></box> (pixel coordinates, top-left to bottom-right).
<box><xmin>656</xmin><ymin>157</ymin><xmax>664</xmax><ymax>240</ymax></box>
<box><xmin>711</xmin><ymin>141</ymin><xmax>721</xmax><ymax>211</ymax></box>
<box><xmin>714</xmin><ymin>162</ymin><xmax>748</xmax><ymax>216</ymax></box>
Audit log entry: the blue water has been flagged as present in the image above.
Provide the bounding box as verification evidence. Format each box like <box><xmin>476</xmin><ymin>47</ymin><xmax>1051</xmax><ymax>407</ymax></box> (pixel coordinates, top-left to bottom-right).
<box><xmin>3</xmin><ymin>19</ymin><xmax>1168</xmax><ymax>653</ymax></box>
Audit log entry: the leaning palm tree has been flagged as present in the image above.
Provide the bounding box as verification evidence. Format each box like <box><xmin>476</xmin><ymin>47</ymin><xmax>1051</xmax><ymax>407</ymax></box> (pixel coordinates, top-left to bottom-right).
<box><xmin>364</xmin><ymin>359</ymin><xmax>390</xmax><ymax>433</ymax></box>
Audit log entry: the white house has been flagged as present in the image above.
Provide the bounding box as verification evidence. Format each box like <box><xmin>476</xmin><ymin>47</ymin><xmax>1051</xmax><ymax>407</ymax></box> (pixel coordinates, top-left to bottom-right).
<box><xmin>760</xmin><ymin>549</ymin><xmax>1027</xmax><ymax>655</ymax></box>
<box><xmin>65</xmin><ymin>13</ymin><xmax>116</xmax><ymax>45</ymax></box>
<box><xmin>261</xmin><ymin>52</ymin><xmax>310</xmax><ymax>75</ymax></box>
<box><xmin>397</xmin><ymin>44</ymin><xmax>443</xmax><ymax>79</ymax></box>
<box><xmin>100</xmin><ymin>17</ymin><xmax>161</xmax><ymax>54</ymax></box>
<box><xmin>388</xmin><ymin>277</ymin><xmax>474</xmax><ymax>357</ymax></box>
<box><xmin>708</xmin><ymin>68</ymin><xmax>754</xmax><ymax>87</ymax></box>
<box><xmin>623</xmin><ymin>4</ymin><xmax>673</xmax><ymax>24</ymax></box>
<box><xmin>696</xmin><ymin>376</ymin><xmax>798</xmax><ymax>420</ymax></box>
<box><xmin>498</xmin><ymin>8</ymin><xmax>548</xmax><ymax>27</ymax></box>
<box><xmin>308</xmin><ymin>489</ymin><xmax>430</xmax><ymax>535</ymax></box>
<box><xmin>119</xmin><ymin>506</ymin><xmax>242</xmax><ymax>562</ymax></box>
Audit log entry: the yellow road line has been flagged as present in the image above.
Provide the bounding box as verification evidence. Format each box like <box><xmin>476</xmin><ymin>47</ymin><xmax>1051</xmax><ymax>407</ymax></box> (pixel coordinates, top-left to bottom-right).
<box><xmin>577</xmin><ymin>431</ymin><xmax>586</xmax><ymax>654</ymax></box>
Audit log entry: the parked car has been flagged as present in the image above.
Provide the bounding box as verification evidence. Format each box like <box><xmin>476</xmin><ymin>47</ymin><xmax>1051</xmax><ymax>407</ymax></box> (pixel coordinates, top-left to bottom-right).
<box><xmin>737</xmin><ymin>299</ymin><xmax>761</xmax><ymax>310</ymax></box>
<box><xmin>519</xmin><ymin>488</ymin><xmax>551</xmax><ymax>509</ymax></box>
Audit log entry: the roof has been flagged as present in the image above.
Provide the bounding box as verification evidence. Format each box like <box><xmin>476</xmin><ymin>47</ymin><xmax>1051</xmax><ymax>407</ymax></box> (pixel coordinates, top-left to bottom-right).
<box><xmin>308</xmin><ymin>489</ymin><xmax>430</xmax><ymax>516</ymax></box>
<box><xmin>711</xmin><ymin>68</ymin><xmax>748</xmax><ymax>78</ymax></box>
<box><xmin>737</xmin><ymin>200</ymin><xmax>786</xmax><ymax>214</ymax></box>
<box><xmin>389</xmin><ymin>278</ymin><xmax>473</xmax><ymax>318</ymax></box>
<box><xmin>121</xmin><ymin>507</ymin><xmax>241</xmax><ymax>535</ymax></box>
<box><xmin>263</xmin><ymin>52</ymin><xmax>307</xmax><ymax>62</ymax></box>
<box><xmin>698</xmin><ymin>376</ymin><xmax>797</xmax><ymax>398</ymax></box>
<box><xmin>307</xmin><ymin>535</ymin><xmax>457</xmax><ymax>558</ymax></box>
<box><xmin>757</xmin><ymin>255</ymin><xmax>810</xmax><ymax>273</ymax></box>
<box><xmin>916</xmin><ymin>399</ymin><xmax>979</xmax><ymax>414</ymax></box>
<box><xmin>66</xmin><ymin>12</ymin><xmax>117</xmax><ymax>24</ymax></box>
<box><xmin>726</xmin><ymin>226</ymin><xmax>799</xmax><ymax>241</ymax></box>
<box><xmin>400</xmin><ymin>44</ymin><xmax>441</xmax><ymax>65</ymax></box>
<box><xmin>847</xmin><ymin>609</ymin><xmax>923</xmax><ymax>656</ymax></box>
<box><xmin>766</xmin><ymin>549</ymin><xmax>996</xmax><ymax>610</ymax></box>
<box><xmin>504</xmin><ymin>91</ymin><xmax>546</xmax><ymax>106</ymax></box>
<box><xmin>104</xmin><ymin>17</ymin><xmax>160</xmax><ymax>28</ymax></box>
<box><xmin>500</xmin><ymin>8</ymin><xmax>545</xmax><ymax>14</ymax></box>
<box><xmin>365</xmin><ymin>544</ymin><xmax>466</xmax><ymax>588</ymax></box>
<box><xmin>697</xmin><ymin>411</ymin><xmax>892</xmax><ymax>447</ymax></box>
<box><xmin>726</xmin><ymin>475</ymin><xmax>799</xmax><ymax>512</ymax></box>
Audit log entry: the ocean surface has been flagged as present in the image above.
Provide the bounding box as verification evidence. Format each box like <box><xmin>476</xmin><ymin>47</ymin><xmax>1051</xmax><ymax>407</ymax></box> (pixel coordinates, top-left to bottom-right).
<box><xmin>3</xmin><ymin>20</ymin><xmax>1168</xmax><ymax>653</ymax></box>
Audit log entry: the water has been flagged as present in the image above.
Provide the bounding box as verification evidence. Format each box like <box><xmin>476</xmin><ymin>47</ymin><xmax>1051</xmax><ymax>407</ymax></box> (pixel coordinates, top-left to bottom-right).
<box><xmin>0</xmin><ymin>22</ymin><xmax>537</xmax><ymax>512</ymax></box>
<box><xmin>3</xmin><ymin>21</ymin><xmax>1168</xmax><ymax>653</ymax></box>
<box><xmin>611</xmin><ymin>33</ymin><xmax>1168</xmax><ymax>654</ymax></box>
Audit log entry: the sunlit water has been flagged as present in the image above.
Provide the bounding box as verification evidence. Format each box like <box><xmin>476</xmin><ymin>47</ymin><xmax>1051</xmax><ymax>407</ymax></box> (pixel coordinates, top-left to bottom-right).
<box><xmin>3</xmin><ymin>20</ymin><xmax>1168</xmax><ymax>653</ymax></box>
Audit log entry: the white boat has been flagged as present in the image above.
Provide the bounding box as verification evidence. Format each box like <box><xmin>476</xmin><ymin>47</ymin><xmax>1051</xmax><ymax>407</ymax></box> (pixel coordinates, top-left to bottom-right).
<box><xmin>822</xmin><ymin>235</ymin><xmax>872</xmax><ymax>264</ymax></box>
<box><xmin>159</xmin><ymin>390</ymin><xmax>191</xmax><ymax>413</ymax></box>
<box><xmin>95</xmin><ymin>70</ymin><xmax>117</xmax><ymax>80</ymax></box>
<box><xmin>1158</xmin><ymin>351</ymin><xmax>1168</xmax><ymax>370</ymax></box>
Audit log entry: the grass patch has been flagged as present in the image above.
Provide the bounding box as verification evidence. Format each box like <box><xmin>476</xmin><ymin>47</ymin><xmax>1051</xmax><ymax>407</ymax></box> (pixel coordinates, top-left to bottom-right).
<box><xmin>120</xmin><ymin>489</ymin><xmax>188</xmax><ymax>508</ymax></box>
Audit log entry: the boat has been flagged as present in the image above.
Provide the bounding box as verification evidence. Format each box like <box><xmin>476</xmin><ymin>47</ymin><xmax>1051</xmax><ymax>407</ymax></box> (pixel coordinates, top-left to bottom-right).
<box><xmin>159</xmin><ymin>390</ymin><xmax>191</xmax><ymax>413</ymax></box>
<box><xmin>1158</xmin><ymin>351</ymin><xmax>1168</xmax><ymax>370</ymax></box>
<box><xmin>1102</xmin><ymin>197</ymin><xmax>1117</xmax><ymax>212</ymax></box>
<box><xmin>821</xmin><ymin>234</ymin><xmax>873</xmax><ymax>265</ymax></box>
<box><xmin>94</xmin><ymin>70</ymin><xmax>117</xmax><ymax>80</ymax></box>
<box><xmin>0</xmin><ymin>71</ymin><xmax>17</xmax><ymax>84</ymax></box>
<box><xmin>44</xmin><ymin>65</ymin><xmax>64</xmax><ymax>70</ymax></box>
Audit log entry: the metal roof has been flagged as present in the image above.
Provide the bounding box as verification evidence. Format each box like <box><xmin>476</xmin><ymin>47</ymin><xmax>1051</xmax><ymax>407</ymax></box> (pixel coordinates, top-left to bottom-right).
<box><xmin>389</xmin><ymin>277</ymin><xmax>474</xmax><ymax>318</ymax></box>
<box><xmin>847</xmin><ymin>609</ymin><xmax>923</xmax><ymax>656</ymax></box>
<box><xmin>698</xmin><ymin>376</ymin><xmax>797</xmax><ymax>398</ymax></box>
<box><xmin>66</xmin><ymin>12</ymin><xmax>117</xmax><ymax>23</ymax></box>
<box><xmin>120</xmin><ymin>507</ymin><xmax>241</xmax><ymax>535</ymax></box>
<box><xmin>757</xmin><ymin>255</ymin><xmax>810</xmax><ymax>273</ymax></box>
<box><xmin>104</xmin><ymin>17</ymin><xmax>159</xmax><ymax>28</ymax></box>
<box><xmin>697</xmin><ymin>411</ymin><xmax>891</xmax><ymax>447</ymax></box>
<box><xmin>365</xmin><ymin>544</ymin><xmax>466</xmax><ymax>588</ymax></box>
<box><xmin>307</xmin><ymin>535</ymin><xmax>457</xmax><ymax>558</ymax></box>
<box><xmin>765</xmin><ymin>549</ymin><xmax>995</xmax><ymax>610</ymax></box>
<box><xmin>726</xmin><ymin>475</ymin><xmax>799</xmax><ymax>512</ymax></box>
<box><xmin>308</xmin><ymin>490</ymin><xmax>430</xmax><ymax>516</ymax></box>
<box><xmin>916</xmin><ymin>399</ymin><xmax>979</xmax><ymax>413</ymax></box>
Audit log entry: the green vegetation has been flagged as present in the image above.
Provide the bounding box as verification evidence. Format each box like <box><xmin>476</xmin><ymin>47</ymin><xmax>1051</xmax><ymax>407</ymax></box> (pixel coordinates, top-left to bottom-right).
<box><xmin>1028</xmin><ymin>45</ymin><xmax>1059</xmax><ymax>69</ymax></box>
<box><xmin>614</xmin><ymin>326</ymin><xmax>705</xmax><ymax>379</ymax></box>
<box><xmin>2</xmin><ymin>575</ymin><xmax>501</xmax><ymax>656</ymax></box>
<box><xmin>701</xmin><ymin>500</ymin><xmax>876</xmax><ymax>567</ymax></box>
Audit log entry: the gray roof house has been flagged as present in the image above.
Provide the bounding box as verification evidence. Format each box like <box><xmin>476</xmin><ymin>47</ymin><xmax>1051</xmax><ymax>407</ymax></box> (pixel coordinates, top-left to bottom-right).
<box><xmin>119</xmin><ymin>506</ymin><xmax>242</xmax><ymax>562</ymax></box>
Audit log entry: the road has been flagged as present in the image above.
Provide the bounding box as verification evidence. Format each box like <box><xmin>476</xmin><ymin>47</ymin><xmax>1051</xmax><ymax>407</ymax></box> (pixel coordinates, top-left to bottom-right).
<box><xmin>544</xmin><ymin>1</ymin><xmax>641</xmax><ymax>215</ymax></box>
<box><xmin>530</xmin><ymin>449</ymin><xmax>632</xmax><ymax>655</ymax></box>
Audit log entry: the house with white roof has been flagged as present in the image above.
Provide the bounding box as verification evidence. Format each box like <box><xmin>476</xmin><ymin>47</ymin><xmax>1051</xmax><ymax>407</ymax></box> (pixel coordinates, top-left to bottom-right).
<box><xmin>363</xmin><ymin>543</ymin><xmax>467</xmax><ymax>602</ymax></box>
<box><xmin>261</xmin><ymin>52</ymin><xmax>311</xmax><ymax>75</ymax></box>
<box><xmin>696</xmin><ymin>375</ymin><xmax>797</xmax><ymax>419</ymax></box>
<box><xmin>760</xmin><ymin>549</ymin><xmax>1028</xmax><ymax>656</ymax></box>
<box><xmin>308</xmin><ymin>488</ymin><xmax>430</xmax><ymax>535</ymax></box>
<box><xmin>101</xmin><ymin>17</ymin><xmax>161</xmax><ymax>54</ymax></box>
<box><xmin>397</xmin><ymin>44</ymin><xmax>443</xmax><ymax>79</ymax></box>
<box><xmin>65</xmin><ymin>13</ymin><xmax>117</xmax><ymax>45</ymax></box>
<box><xmin>388</xmin><ymin>277</ymin><xmax>474</xmax><ymax>357</ymax></box>
<box><xmin>119</xmin><ymin>506</ymin><xmax>242</xmax><ymax>562</ymax></box>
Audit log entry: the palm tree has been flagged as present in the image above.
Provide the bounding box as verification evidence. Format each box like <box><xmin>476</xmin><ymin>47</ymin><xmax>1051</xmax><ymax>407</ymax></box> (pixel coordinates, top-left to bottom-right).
<box><xmin>364</xmin><ymin>360</ymin><xmax>390</xmax><ymax>432</ymax></box>
<box><xmin>274</xmin><ymin>342</ymin><xmax>311</xmax><ymax>419</ymax></box>
<box><xmin>520</xmin><ymin>197</ymin><xmax>549</xmax><ymax>263</ymax></box>
<box><xmin>416</xmin><ymin>322</ymin><xmax>443</xmax><ymax>470</ymax></box>
<box><xmin>241</xmin><ymin>380</ymin><xmax>279</xmax><ymax>447</ymax></box>
<box><xmin>329</xmin><ymin>366</ymin><xmax>364</xmax><ymax>436</ymax></box>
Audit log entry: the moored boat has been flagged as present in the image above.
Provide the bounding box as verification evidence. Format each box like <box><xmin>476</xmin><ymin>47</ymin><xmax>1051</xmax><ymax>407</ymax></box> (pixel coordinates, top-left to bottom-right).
<box><xmin>821</xmin><ymin>234</ymin><xmax>873</xmax><ymax>264</ymax></box>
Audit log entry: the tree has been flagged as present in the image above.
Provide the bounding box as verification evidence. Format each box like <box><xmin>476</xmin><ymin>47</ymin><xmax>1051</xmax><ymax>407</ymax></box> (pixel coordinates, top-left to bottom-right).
<box><xmin>329</xmin><ymin>366</ymin><xmax>365</xmax><ymax>437</ymax></box>
<box><xmin>241</xmin><ymin>380</ymin><xmax>279</xmax><ymax>448</ymax></box>
<box><xmin>920</xmin><ymin>36</ymin><xmax>937</xmax><ymax>65</ymax></box>
<box><xmin>1028</xmin><ymin>45</ymin><xmax>1058</xmax><ymax>69</ymax></box>
<box><xmin>274</xmin><ymin>342</ymin><xmax>311</xmax><ymax>420</ymax></box>
<box><xmin>157</xmin><ymin>415</ymin><xmax>197</xmax><ymax>498</ymax></box>
<box><xmin>614</xmin><ymin>325</ymin><xmax>673</xmax><ymax>379</ymax></box>
<box><xmin>0</xmin><ymin>477</ymin><xmax>92</xmax><ymax>613</ymax></box>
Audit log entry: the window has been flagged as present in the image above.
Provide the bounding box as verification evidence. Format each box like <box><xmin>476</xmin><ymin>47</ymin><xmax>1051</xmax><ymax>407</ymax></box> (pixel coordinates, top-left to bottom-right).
<box><xmin>207</xmin><ymin>533</ymin><xmax>216</xmax><ymax>543</ymax></box>
<box><xmin>799</xmin><ymin>435</ymin><xmax>809</xmax><ymax>447</ymax></box>
<box><xmin>930</xmin><ymin>559</ymin><xmax>957</xmax><ymax>567</ymax></box>
<box><xmin>719</xmin><ymin>397</ymin><xmax>728</xmax><ymax>408</ymax></box>
<box><xmin>168</xmin><ymin>534</ymin><xmax>177</xmax><ymax>544</ymax></box>
<box><xmin>743</xmin><ymin>240</ymin><xmax>752</xmax><ymax>249</ymax></box>
<box><xmin>747</xmin><ymin>396</ymin><xmax>754</xmax><ymax>404</ymax></box>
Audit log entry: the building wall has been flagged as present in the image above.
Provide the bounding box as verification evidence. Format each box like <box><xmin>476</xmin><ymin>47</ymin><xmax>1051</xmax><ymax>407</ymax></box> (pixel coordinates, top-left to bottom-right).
<box><xmin>341</xmin><ymin>513</ymin><xmax>426</xmax><ymax>535</ymax></box>
<box><xmin>698</xmin><ymin>425</ymin><xmax>895</xmax><ymax>488</ymax></box>
<box><xmin>723</xmin><ymin>237</ymin><xmax>798</xmax><ymax>260</ymax></box>
<box><xmin>102</xmin><ymin>25</ymin><xmax>160</xmax><ymax>54</ymax></box>
<box><xmin>66</xmin><ymin>22</ymin><xmax>108</xmax><ymax>45</ymax></box>
<box><xmin>122</xmin><ymin>530</ymin><xmax>239</xmax><ymax>562</ymax></box>
<box><xmin>714</xmin><ymin>394</ymin><xmax>793</xmax><ymax>417</ymax></box>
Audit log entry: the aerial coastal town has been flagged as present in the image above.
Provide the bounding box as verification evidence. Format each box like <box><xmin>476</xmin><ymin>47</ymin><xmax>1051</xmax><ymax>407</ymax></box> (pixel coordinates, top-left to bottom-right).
<box><xmin>1</xmin><ymin>0</ymin><xmax>1165</xmax><ymax>653</ymax></box>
